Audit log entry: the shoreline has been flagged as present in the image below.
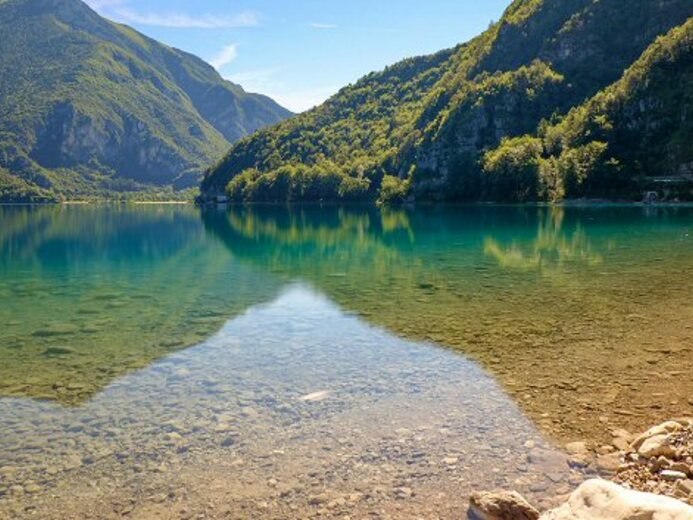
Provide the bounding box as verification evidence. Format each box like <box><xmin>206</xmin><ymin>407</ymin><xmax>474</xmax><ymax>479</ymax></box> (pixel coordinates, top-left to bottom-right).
<box><xmin>470</xmin><ymin>417</ymin><xmax>693</xmax><ymax>519</ymax></box>
<box><xmin>2</xmin><ymin>199</ymin><xmax>693</xmax><ymax>207</ymax></box>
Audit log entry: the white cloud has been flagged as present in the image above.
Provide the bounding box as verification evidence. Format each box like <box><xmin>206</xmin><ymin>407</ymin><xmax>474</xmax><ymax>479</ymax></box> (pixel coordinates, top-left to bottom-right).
<box><xmin>210</xmin><ymin>44</ymin><xmax>239</xmax><ymax>71</ymax></box>
<box><xmin>85</xmin><ymin>1</ymin><xmax>259</xmax><ymax>29</ymax></box>
<box><xmin>111</xmin><ymin>9</ymin><xmax>259</xmax><ymax>28</ymax></box>
<box><xmin>310</xmin><ymin>23</ymin><xmax>337</xmax><ymax>30</ymax></box>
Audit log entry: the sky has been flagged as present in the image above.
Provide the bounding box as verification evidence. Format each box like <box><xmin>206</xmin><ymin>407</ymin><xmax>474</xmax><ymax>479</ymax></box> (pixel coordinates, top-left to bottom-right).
<box><xmin>84</xmin><ymin>0</ymin><xmax>512</xmax><ymax>113</ymax></box>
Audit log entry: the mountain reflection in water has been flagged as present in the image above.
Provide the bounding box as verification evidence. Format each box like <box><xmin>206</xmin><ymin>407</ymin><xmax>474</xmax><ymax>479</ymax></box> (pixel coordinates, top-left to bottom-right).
<box><xmin>202</xmin><ymin>205</ymin><xmax>693</xmax><ymax>445</ymax></box>
<box><xmin>1</xmin><ymin>204</ymin><xmax>692</xmax><ymax>442</ymax></box>
<box><xmin>0</xmin><ymin>284</ymin><xmax>584</xmax><ymax>518</ymax></box>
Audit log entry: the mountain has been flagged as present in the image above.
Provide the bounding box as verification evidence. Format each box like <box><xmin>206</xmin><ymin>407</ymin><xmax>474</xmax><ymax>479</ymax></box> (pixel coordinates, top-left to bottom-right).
<box><xmin>483</xmin><ymin>18</ymin><xmax>693</xmax><ymax>202</ymax></box>
<box><xmin>201</xmin><ymin>0</ymin><xmax>693</xmax><ymax>203</ymax></box>
<box><xmin>0</xmin><ymin>0</ymin><xmax>292</xmax><ymax>202</ymax></box>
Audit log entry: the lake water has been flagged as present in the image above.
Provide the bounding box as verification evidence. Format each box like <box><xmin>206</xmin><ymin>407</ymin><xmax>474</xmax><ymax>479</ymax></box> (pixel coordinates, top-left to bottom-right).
<box><xmin>0</xmin><ymin>204</ymin><xmax>692</xmax><ymax>519</ymax></box>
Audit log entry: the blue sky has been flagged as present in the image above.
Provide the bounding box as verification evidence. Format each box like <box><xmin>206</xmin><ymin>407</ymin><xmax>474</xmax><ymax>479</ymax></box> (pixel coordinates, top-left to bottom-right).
<box><xmin>85</xmin><ymin>0</ymin><xmax>512</xmax><ymax>112</ymax></box>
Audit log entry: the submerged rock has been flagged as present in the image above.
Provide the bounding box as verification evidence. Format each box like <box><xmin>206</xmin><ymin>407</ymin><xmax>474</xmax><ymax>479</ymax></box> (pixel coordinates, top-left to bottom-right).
<box><xmin>32</xmin><ymin>323</ymin><xmax>80</xmax><ymax>337</ymax></box>
<box><xmin>468</xmin><ymin>490</ymin><xmax>540</xmax><ymax>520</ymax></box>
<box><xmin>43</xmin><ymin>346</ymin><xmax>76</xmax><ymax>356</ymax></box>
<box><xmin>541</xmin><ymin>479</ymin><xmax>693</xmax><ymax>520</ymax></box>
<box><xmin>299</xmin><ymin>390</ymin><xmax>331</xmax><ymax>402</ymax></box>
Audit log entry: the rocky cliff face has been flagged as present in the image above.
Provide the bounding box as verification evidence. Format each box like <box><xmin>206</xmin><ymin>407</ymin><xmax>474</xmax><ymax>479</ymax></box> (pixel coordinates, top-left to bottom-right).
<box><xmin>410</xmin><ymin>0</ymin><xmax>693</xmax><ymax>198</ymax></box>
<box><xmin>31</xmin><ymin>102</ymin><xmax>201</xmax><ymax>188</ymax></box>
<box><xmin>0</xmin><ymin>0</ymin><xmax>292</xmax><ymax>200</ymax></box>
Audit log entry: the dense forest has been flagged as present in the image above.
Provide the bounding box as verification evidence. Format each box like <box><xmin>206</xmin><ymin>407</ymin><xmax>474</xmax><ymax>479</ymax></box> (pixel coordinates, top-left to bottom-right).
<box><xmin>0</xmin><ymin>0</ymin><xmax>291</xmax><ymax>202</ymax></box>
<box><xmin>202</xmin><ymin>0</ymin><xmax>693</xmax><ymax>203</ymax></box>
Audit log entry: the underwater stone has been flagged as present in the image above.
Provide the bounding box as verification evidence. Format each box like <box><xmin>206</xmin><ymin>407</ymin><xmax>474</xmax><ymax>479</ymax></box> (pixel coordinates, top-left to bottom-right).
<box><xmin>43</xmin><ymin>346</ymin><xmax>77</xmax><ymax>356</ymax></box>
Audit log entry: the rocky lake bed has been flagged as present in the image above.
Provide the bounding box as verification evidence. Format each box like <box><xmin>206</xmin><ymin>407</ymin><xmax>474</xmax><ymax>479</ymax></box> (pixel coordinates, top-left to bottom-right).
<box><xmin>0</xmin><ymin>288</ymin><xmax>592</xmax><ymax>519</ymax></box>
<box><xmin>1</xmin><ymin>205</ymin><xmax>691</xmax><ymax>518</ymax></box>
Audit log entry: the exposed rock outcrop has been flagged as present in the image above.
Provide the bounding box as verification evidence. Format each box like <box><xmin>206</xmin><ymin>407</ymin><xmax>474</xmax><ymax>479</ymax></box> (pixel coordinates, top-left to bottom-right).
<box><xmin>469</xmin><ymin>419</ymin><xmax>693</xmax><ymax>520</ymax></box>
<box><xmin>470</xmin><ymin>480</ymin><xmax>693</xmax><ymax>520</ymax></box>
<box><xmin>542</xmin><ymin>479</ymin><xmax>693</xmax><ymax>520</ymax></box>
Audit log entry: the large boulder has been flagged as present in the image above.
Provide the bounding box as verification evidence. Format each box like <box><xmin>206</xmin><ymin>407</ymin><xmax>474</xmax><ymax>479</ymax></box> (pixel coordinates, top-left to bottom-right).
<box><xmin>541</xmin><ymin>479</ymin><xmax>693</xmax><ymax>520</ymax></box>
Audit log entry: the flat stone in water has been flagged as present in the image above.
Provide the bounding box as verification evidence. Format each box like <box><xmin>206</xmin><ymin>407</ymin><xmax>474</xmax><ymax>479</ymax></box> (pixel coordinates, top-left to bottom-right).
<box><xmin>43</xmin><ymin>346</ymin><xmax>76</xmax><ymax>356</ymax></box>
<box><xmin>33</xmin><ymin>324</ymin><xmax>79</xmax><ymax>337</ymax></box>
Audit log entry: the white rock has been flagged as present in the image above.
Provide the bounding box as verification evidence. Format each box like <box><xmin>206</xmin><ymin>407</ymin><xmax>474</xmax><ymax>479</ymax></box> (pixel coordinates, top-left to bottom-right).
<box><xmin>661</xmin><ymin>470</ymin><xmax>688</xmax><ymax>482</ymax></box>
<box><xmin>638</xmin><ymin>434</ymin><xmax>677</xmax><ymax>458</ymax></box>
<box><xmin>540</xmin><ymin>479</ymin><xmax>693</xmax><ymax>520</ymax></box>
<box><xmin>631</xmin><ymin>421</ymin><xmax>683</xmax><ymax>451</ymax></box>
<box><xmin>299</xmin><ymin>390</ymin><xmax>330</xmax><ymax>402</ymax></box>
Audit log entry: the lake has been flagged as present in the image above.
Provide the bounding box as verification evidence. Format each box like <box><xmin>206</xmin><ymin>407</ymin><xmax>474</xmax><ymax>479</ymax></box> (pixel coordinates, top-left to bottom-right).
<box><xmin>0</xmin><ymin>204</ymin><xmax>692</xmax><ymax>519</ymax></box>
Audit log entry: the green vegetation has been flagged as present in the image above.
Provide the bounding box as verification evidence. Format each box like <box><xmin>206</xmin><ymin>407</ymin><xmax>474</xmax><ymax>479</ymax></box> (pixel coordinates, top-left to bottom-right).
<box><xmin>202</xmin><ymin>0</ymin><xmax>693</xmax><ymax>203</ymax></box>
<box><xmin>0</xmin><ymin>167</ymin><xmax>57</xmax><ymax>202</ymax></box>
<box><xmin>0</xmin><ymin>0</ymin><xmax>291</xmax><ymax>202</ymax></box>
<box><xmin>483</xmin><ymin>19</ymin><xmax>693</xmax><ymax>201</ymax></box>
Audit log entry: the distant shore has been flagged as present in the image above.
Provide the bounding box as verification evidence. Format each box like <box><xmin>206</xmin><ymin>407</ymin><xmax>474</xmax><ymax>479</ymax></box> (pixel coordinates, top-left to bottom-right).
<box><xmin>2</xmin><ymin>199</ymin><xmax>693</xmax><ymax>208</ymax></box>
<box><xmin>0</xmin><ymin>200</ymin><xmax>194</xmax><ymax>205</ymax></box>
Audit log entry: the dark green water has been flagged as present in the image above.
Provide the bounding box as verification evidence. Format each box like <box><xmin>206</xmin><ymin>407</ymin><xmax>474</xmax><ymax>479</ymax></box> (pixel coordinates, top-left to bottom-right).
<box><xmin>0</xmin><ymin>204</ymin><xmax>692</xmax><ymax>518</ymax></box>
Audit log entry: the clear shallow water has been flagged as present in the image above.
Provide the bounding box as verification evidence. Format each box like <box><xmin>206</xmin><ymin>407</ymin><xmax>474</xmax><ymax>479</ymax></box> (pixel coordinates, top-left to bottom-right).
<box><xmin>0</xmin><ymin>204</ymin><xmax>692</xmax><ymax>518</ymax></box>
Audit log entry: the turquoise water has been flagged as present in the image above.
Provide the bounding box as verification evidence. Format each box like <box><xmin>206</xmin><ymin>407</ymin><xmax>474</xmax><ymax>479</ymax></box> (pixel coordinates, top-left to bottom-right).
<box><xmin>0</xmin><ymin>204</ymin><xmax>692</xmax><ymax>518</ymax></box>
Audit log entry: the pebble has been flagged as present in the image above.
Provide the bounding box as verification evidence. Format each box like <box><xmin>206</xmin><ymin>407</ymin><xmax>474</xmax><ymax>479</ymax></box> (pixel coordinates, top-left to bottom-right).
<box><xmin>221</xmin><ymin>437</ymin><xmax>236</xmax><ymax>447</ymax></box>
<box><xmin>676</xmin><ymin>480</ymin><xmax>693</xmax><ymax>496</ymax></box>
<box><xmin>394</xmin><ymin>487</ymin><xmax>413</xmax><ymax>499</ymax></box>
<box><xmin>308</xmin><ymin>494</ymin><xmax>328</xmax><ymax>506</ymax></box>
<box><xmin>24</xmin><ymin>483</ymin><xmax>41</xmax><ymax>494</ymax></box>
<box><xmin>565</xmin><ymin>442</ymin><xmax>588</xmax><ymax>455</ymax></box>
<box><xmin>150</xmin><ymin>493</ymin><xmax>167</xmax><ymax>503</ymax></box>
<box><xmin>299</xmin><ymin>391</ymin><xmax>331</xmax><ymax>402</ymax></box>
<box><xmin>529</xmin><ymin>481</ymin><xmax>549</xmax><ymax>493</ymax></box>
<box><xmin>612</xmin><ymin>437</ymin><xmax>630</xmax><ymax>451</ymax></box>
<box><xmin>327</xmin><ymin>498</ymin><xmax>346</xmax><ymax>509</ymax></box>
<box><xmin>596</xmin><ymin>453</ymin><xmax>622</xmax><ymax>472</ymax></box>
<box><xmin>661</xmin><ymin>470</ymin><xmax>688</xmax><ymax>482</ymax></box>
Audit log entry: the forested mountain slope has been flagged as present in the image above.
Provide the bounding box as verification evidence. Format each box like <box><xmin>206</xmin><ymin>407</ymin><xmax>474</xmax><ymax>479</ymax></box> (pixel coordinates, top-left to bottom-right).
<box><xmin>482</xmin><ymin>18</ymin><xmax>693</xmax><ymax>201</ymax></box>
<box><xmin>202</xmin><ymin>0</ymin><xmax>693</xmax><ymax>203</ymax></box>
<box><xmin>0</xmin><ymin>0</ymin><xmax>292</xmax><ymax>202</ymax></box>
